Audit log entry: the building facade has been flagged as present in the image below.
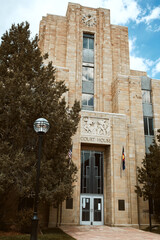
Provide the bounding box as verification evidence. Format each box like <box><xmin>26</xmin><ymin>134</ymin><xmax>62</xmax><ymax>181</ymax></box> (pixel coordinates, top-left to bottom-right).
<box><xmin>39</xmin><ymin>3</ymin><xmax>160</xmax><ymax>227</ymax></box>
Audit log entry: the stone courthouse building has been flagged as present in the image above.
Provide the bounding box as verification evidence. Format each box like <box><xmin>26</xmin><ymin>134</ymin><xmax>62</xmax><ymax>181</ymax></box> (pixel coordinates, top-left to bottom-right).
<box><xmin>39</xmin><ymin>3</ymin><xmax>160</xmax><ymax>227</ymax></box>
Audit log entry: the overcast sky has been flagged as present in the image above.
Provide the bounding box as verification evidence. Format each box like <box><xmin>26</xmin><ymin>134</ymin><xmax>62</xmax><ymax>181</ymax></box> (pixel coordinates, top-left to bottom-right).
<box><xmin>0</xmin><ymin>0</ymin><xmax>160</xmax><ymax>79</ymax></box>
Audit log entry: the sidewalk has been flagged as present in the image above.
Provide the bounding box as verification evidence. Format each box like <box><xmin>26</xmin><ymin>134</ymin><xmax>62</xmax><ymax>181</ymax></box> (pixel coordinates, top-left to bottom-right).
<box><xmin>60</xmin><ymin>225</ymin><xmax>160</xmax><ymax>240</ymax></box>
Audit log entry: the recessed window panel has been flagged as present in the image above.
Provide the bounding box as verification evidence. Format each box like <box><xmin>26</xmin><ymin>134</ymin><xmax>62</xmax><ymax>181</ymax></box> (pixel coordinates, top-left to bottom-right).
<box><xmin>83</xmin><ymin>152</ymin><xmax>90</xmax><ymax>176</ymax></box>
<box><xmin>144</xmin><ymin>117</ymin><xmax>148</xmax><ymax>135</ymax></box>
<box><xmin>83</xmin><ymin>35</ymin><xmax>94</xmax><ymax>50</ymax></box>
<box><xmin>81</xmin><ymin>151</ymin><xmax>103</xmax><ymax>194</ymax></box>
<box><xmin>82</xmin><ymin>94</ymin><xmax>88</xmax><ymax>106</ymax></box>
<box><xmin>66</xmin><ymin>198</ymin><xmax>73</xmax><ymax>209</ymax></box>
<box><xmin>82</xmin><ymin>94</ymin><xmax>94</xmax><ymax>107</ymax></box>
<box><xmin>83</xmin><ymin>38</ymin><xmax>88</xmax><ymax>49</ymax></box>
<box><xmin>83</xmin><ymin>49</ymin><xmax>94</xmax><ymax>63</ymax></box>
<box><xmin>88</xmin><ymin>95</ymin><xmax>94</xmax><ymax>106</ymax></box>
<box><xmin>83</xmin><ymin>34</ymin><xmax>94</xmax><ymax>63</ymax></box>
<box><xmin>144</xmin><ymin>117</ymin><xmax>154</xmax><ymax>136</ymax></box>
<box><xmin>142</xmin><ymin>90</ymin><xmax>151</xmax><ymax>103</ymax></box>
<box><xmin>82</xmin><ymin>33</ymin><xmax>94</xmax><ymax>109</ymax></box>
<box><xmin>82</xmin><ymin>67</ymin><xmax>94</xmax><ymax>81</ymax></box>
<box><xmin>149</xmin><ymin>118</ymin><xmax>154</xmax><ymax>135</ymax></box>
<box><xmin>89</xmin><ymin>38</ymin><xmax>94</xmax><ymax>49</ymax></box>
<box><xmin>118</xmin><ymin>200</ymin><xmax>125</xmax><ymax>211</ymax></box>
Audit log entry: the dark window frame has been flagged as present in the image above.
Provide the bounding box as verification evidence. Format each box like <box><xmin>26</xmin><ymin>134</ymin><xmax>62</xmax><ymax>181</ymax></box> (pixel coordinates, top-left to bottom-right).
<box><xmin>82</xmin><ymin>33</ymin><xmax>95</xmax><ymax>110</ymax></box>
<box><xmin>81</xmin><ymin>150</ymin><xmax>103</xmax><ymax>194</ymax></box>
<box><xmin>83</xmin><ymin>33</ymin><xmax>94</xmax><ymax>50</ymax></box>
<box><xmin>82</xmin><ymin>93</ymin><xmax>94</xmax><ymax>107</ymax></box>
<box><xmin>143</xmin><ymin>117</ymin><xmax>154</xmax><ymax>136</ymax></box>
<box><xmin>82</xmin><ymin>66</ymin><xmax>94</xmax><ymax>82</ymax></box>
<box><xmin>66</xmin><ymin>198</ymin><xmax>73</xmax><ymax>209</ymax></box>
<box><xmin>142</xmin><ymin>90</ymin><xmax>152</xmax><ymax>104</ymax></box>
<box><xmin>118</xmin><ymin>200</ymin><xmax>125</xmax><ymax>211</ymax></box>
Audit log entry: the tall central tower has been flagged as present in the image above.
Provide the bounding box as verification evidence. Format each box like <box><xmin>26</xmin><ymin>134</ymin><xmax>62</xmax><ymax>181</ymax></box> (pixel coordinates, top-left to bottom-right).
<box><xmin>39</xmin><ymin>2</ymin><xmax>160</xmax><ymax>227</ymax></box>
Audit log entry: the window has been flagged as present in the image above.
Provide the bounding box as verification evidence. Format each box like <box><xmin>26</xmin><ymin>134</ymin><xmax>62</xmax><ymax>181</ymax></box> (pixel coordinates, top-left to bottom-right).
<box><xmin>83</xmin><ymin>34</ymin><xmax>94</xmax><ymax>64</ymax></box>
<box><xmin>82</xmin><ymin>66</ymin><xmax>94</xmax><ymax>81</ymax></box>
<box><xmin>83</xmin><ymin>35</ymin><xmax>94</xmax><ymax>50</ymax></box>
<box><xmin>118</xmin><ymin>200</ymin><xmax>125</xmax><ymax>211</ymax></box>
<box><xmin>82</xmin><ymin>93</ymin><xmax>94</xmax><ymax>107</ymax></box>
<box><xmin>148</xmin><ymin>118</ymin><xmax>154</xmax><ymax>135</ymax></box>
<box><xmin>142</xmin><ymin>90</ymin><xmax>151</xmax><ymax>103</ymax></box>
<box><xmin>82</xmin><ymin>33</ymin><xmax>94</xmax><ymax>110</ymax></box>
<box><xmin>144</xmin><ymin>117</ymin><xmax>154</xmax><ymax>136</ymax></box>
<box><xmin>81</xmin><ymin>151</ymin><xmax>103</xmax><ymax>194</ymax></box>
<box><xmin>66</xmin><ymin>198</ymin><xmax>73</xmax><ymax>209</ymax></box>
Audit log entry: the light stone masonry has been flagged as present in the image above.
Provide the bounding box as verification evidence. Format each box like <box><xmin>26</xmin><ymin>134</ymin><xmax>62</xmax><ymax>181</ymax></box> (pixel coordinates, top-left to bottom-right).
<box><xmin>39</xmin><ymin>2</ymin><xmax>160</xmax><ymax>228</ymax></box>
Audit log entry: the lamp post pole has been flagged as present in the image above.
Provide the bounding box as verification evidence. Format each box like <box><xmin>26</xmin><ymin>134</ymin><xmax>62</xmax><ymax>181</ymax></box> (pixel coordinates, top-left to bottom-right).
<box><xmin>30</xmin><ymin>118</ymin><xmax>49</xmax><ymax>240</ymax></box>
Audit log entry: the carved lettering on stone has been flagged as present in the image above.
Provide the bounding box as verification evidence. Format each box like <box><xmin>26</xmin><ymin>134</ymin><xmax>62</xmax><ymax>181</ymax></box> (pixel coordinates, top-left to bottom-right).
<box><xmin>81</xmin><ymin>117</ymin><xmax>110</xmax><ymax>137</ymax></box>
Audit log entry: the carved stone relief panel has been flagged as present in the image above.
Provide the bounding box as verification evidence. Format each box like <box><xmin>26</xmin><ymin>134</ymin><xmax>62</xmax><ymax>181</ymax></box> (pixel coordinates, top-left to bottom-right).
<box><xmin>81</xmin><ymin>116</ymin><xmax>111</xmax><ymax>145</ymax></box>
<box><xmin>81</xmin><ymin>116</ymin><xmax>110</xmax><ymax>136</ymax></box>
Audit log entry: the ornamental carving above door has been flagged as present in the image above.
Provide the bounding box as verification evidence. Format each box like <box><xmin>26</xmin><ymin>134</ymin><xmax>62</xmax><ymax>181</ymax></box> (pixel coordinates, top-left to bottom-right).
<box><xmin>81</xmin><ymin>116</ymin><xmax>110</xmax><ymax>137</ymax></box>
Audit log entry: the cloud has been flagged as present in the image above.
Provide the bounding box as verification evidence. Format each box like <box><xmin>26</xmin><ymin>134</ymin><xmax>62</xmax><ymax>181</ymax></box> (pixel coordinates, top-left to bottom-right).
<box><xmin>130</xmin><ymin>54</ymin><xmax>160</xmax><ymax>79</ymax></box>
<box><xmin>129</xmin><ymin>36</ymin><xmax>154</xmax><ymax>73</ymax></box>
<box><xmin>0</xmin><ymin>0</ymin><xmax>104</xmax><ymax>39</ymax></box>
<box><xmin>101</xmin><ymin>1</ymin><xmax>160</xmax><ymax>29</ymax></box>
<box><xmin>130</xmin><ymin>55</ymin><xmax>154</xmax><ymax>72</ymax></box>
<box><xmin>152</xmin><ymin>59</ymin><xmax>160</xmax><ymax>77</ymax></box>
<box><xmin>129</xmin><ymin>37</ymin><xmax>137</xmax><ymax>53</ymax></box>
<box><xmin>29</xmin><ymin>0</ymin><xmax>103</xmax><ymax>36</ymax></box>
<box><xmin>1</xmin><ymin>0</ymin><xmax>159</xmax><ymax>39</ymax></box>
<box><xmin>153</xmin><ymin>25</ymin><xmax>160</xmax><ymax>32</ymax></box>
<box><xmin>102</xmin><ymin>0</ymin><xmax>142</xmax><ymax>24</ymax></box>
<box><xmin>146</xmin><ymin>24</ymin><xmax>160</xmax><ymax>32</ymax></box>
<box><xmin>140</xmin><ymin>6</ymin><xmax>160</xmax><ymax>24</ymax></box>
<box><xmin>0</xmin><ymin>0</ymin><xmax>38</xmax><ymax>38</ymax></box>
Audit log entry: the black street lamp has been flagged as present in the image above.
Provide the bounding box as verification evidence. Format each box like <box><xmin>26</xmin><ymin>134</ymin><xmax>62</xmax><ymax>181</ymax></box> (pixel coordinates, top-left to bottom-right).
<box><xmin>30</xmin><ymin>118</ymin><xmax>50</xmax><ymax>240</ymax></box>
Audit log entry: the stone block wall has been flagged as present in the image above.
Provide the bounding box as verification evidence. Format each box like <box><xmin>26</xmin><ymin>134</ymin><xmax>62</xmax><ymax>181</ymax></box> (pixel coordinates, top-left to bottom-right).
<box><xmin>152</xmin><ymin>79</ymin><xmax>160</xmax><ymax>136</ymax></box>
<box><xmin>39</xmin><ymin>15</ymin><xmax>67</xmax><ymax>66</ymax></box>
<box><xmin>39</xmin><ymin>2</ymin><xmax>160</xmax><ymax>227</ymax></box>
<box><xmin>39</xmin><ymin>3</ymin><xmax>131</xmax><ymax>114</ymax></box>
<box><xmin>111</xmin><ymin>25</ymin><xmax>130</xmax><ymax>80</ymax></box>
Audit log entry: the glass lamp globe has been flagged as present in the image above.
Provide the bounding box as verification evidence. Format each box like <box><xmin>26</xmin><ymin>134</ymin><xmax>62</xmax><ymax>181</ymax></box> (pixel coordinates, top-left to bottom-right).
<box><xmin>33</xmin><ymin>118</ymin><xmax>50</xmax><ymax>134</ymax></box>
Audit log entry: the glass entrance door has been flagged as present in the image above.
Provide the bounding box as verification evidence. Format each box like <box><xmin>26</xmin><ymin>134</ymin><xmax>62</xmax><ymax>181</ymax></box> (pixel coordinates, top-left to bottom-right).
<box><xmin>80</xmin><ymin>150</ymin><xmax>104</xmax><ymax>225</ymax></box>
<box><xmin>80</xmin><ymin>195</ymin><xmax>103</xmax><ymax>225</ymax></box>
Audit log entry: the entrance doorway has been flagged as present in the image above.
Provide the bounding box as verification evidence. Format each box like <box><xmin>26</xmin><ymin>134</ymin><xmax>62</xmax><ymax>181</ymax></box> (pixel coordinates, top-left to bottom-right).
<box><xmin>80</xmin><ymin>195</ymin><xmax>103</xmax><ymax>225</ymax></box>
<box><xmin>80</xmin><ymin>150</ymin><xmax>104</xmax><ymax>225</ymax></box>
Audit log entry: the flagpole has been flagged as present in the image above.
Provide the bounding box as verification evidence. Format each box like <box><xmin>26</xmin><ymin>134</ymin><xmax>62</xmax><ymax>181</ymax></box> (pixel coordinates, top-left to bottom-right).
<box><xmin>120</xmin><ymin>146</ymin><xmax>125</xmax><ymax>177</ymax></box>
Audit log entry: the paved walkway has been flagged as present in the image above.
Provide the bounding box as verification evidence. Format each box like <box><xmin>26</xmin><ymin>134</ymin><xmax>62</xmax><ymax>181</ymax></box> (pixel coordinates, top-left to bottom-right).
<box><xmin>60</xmin><ymin>225</ymin><xmax>160</xmax><ymax>240</ymax></box>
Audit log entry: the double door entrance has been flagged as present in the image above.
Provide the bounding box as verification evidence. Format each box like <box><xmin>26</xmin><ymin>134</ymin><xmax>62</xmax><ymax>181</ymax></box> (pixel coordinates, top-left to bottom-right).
<box><xmin>80</xmin><ymin>195</ymin><xmax>103</xmax><ymax>225</ymax></box>
<box><xmin>80</xmin><ymin>150</ymin><xmax>104</xmax><ymax>225</ymax></box>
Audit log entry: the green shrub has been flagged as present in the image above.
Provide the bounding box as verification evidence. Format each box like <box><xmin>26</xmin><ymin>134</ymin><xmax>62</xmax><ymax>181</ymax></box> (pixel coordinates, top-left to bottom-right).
<box><xmin>15</xmin><ymin>209</ymin><xmax>33</xmax><ymax>233</ymax></box>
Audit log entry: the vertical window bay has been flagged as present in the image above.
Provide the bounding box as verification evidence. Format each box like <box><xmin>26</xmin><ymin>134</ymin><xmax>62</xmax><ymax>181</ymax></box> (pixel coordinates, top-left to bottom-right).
<box><xmin>82</xmin><ymin>33</ymin><xmax>94</xmax><ymax>110</ymax></box>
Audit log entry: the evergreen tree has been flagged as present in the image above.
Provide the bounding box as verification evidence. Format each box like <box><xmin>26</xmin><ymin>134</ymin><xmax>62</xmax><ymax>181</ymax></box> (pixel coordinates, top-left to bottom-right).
<box><xmin>135</xmin><ymin>130</ymin><xmax>160</xmax><ymax>228</ymax></box>
<box><xmin>0</xmin><ymin>22</ymin><xmax>80</xmax><ymax>217</ymax></box>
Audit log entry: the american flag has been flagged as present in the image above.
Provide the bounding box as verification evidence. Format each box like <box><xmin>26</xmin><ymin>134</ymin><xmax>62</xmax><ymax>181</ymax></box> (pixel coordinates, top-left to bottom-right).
<box><xmin>122</xmin><ymin>146</ymin><xmax>125</xmax><ymax>170</ymax></box>
<box><xmin>68</xmin><ymin>146</ymin><xmax>72</xmax><ymax>159</ymax></box>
